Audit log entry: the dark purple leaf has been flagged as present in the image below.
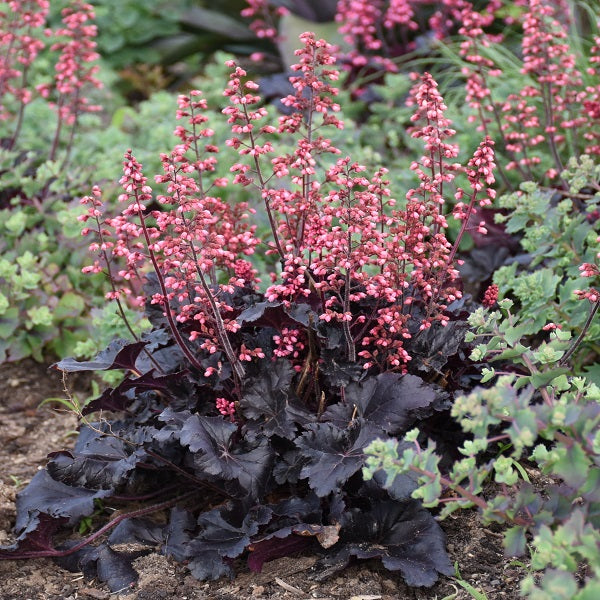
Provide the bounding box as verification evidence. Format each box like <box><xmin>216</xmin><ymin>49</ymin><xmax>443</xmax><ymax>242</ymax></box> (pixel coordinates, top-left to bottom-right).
<box><xmin>14</xmin><ymin>470</ymin><xmax>112</xmax><ymax>531</ymax></box>
<box><xmin>180</xmin><ymin>414</ymin><xmax>237</xmax><ymax>454</ymax></box>
<box><xmin>81</xmin><ymin>386</ymin><xmax>133</xmax><ymax>415</ymax></box>
<box><xmin>468</xmin><ymin>208</ymin><xmax>518</xmax><ymax>249</ymax></box>
<box><xmin>459</xmin><ymin>246</ymin><xmax>510</xmax><ymax>287</ymax></box>
<box><xmin>47</xmin><ymin>449</ymin><xmax>142</xmax><ymax>491</ymax></box>
<box><xmin>296</xmin><ymin>420</ymin><xmax>380</xmax><ymax>496</ymax></box>
<box><xmin>272</xmin><ymin>449</ymin><xmax>305</xmax><ymax>485</ymax></box>
<box><xmin>181</xmin><ymin>415</ymin><xmax>274</xmax><ymax>499</ymax></box>
<box><xmin>162</xmin><ymin>507</ymin><xmax>196</xmax><ymax>562</ymax></box>
<box><xmin>236</xmin><ymin>301</ymin><xmax>283</xmax><ymax>325</ymax></box>
<box><xmin>407</xmin><ymin>320</ymin><xmax>470</xmax><ymax>374</ymax></box>
<box><xmin>284</xmin><ymin>302</ymin><xmax>318</xmax><ymax>326</ymax></box>
<box><xmin>0</xmin><ymin>512</ymin><xmax>66</xmax><ymax>556</ymax></box>
<box><xmin>240</xmin><ymin>360</ymin><xmax>311</xmax><ymax>439</ymax></box>
<box><xmin>52</xmin><ymin>340</ymin><xmax>147</xmax><ymax>373</ymax></box>
<box><xmin>342</xmin><ymin>373</ymin><xmax>445</xmax><ymax>434</ymax></box>
<box><xmin>247</xmin><ymin>494</ymin><xmax>333</xmax><ymax>572</ymax></box>
<box><xmin>237</xmin><ymin>300</ymin><xmax>317</xmax><ymax>332</ymax></box>
<box><xmin>187</xmin><ymin>502</ymin><xmax>272</xmax><ymax>580</ymax></box>
<box><xmin>247</xmin><ymin>534</ymin><xmax>313</xmax><ymax>573</ymax></box>
<box><xmin>108</xmin><ymin>518</ymin><xmax>163</xmax><ymax>548</ymax></box>
<box><xmin>47</xmin><ymin>424</ymin><xmax>149</xmax><ymax>491</ymax></box>
<box><xmin>320</xmin><ymin>499</ymin><xmax>453</xmax><ymax>587</ymax></box>
<box><xmin>56</xmin><ymin>542</ymin><xmax>139</xmax><ymax>593</ymax></box>
<box><xmin>363</xmin><ymin>451</ymin><xmax>419</xmax><ymax>501</ymax></box>
<box><xmin>82</xmin><ymin>370</ymin><xmax>181</xmax><ymax>416</ymax></box>
<box><xmin>320</xmin><ymin>355</ymin><xmax>364</xmax><ymax>387</ymax></box>
<box><xmin>153</xmin><ymin>408</ymin><xmax>192</xmax><ymax>445</ymax></box>
<box><xmin>188</xmin><ymin>552</ymin><xmax>233</xmax><ymax>580</ymax></box>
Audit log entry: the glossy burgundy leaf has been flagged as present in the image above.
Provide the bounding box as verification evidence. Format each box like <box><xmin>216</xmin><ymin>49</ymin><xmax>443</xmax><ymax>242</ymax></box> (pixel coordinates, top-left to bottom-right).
<box><xmin>52</xmin><ymin>339</ymin><xmax>147</xmax><ymax>373</ymax></box>
<box><xmin>296</xmin><ymin>420</ymin><xmax>381</xmax><ymax>497</ymax></box>
<box><xmin>181</xmin><ymin>415</ymin><xmax>274</xmax><ymax>499</ymax></box>
<box><xmin>247</xmin><ymin>534</ymin><xmax>314</xmax><ymax>572</ymax></box>
<box><xmin>240</xmin><ymin>359</ymin><xmax>311</xmax><ymax>439</ymax></box>
<box><xmin>319</xmin><ymin>499</ymin><xmax>453</xmax><ymax>587</ymax></box>
<box><xmin>82</xmin><ymin>370</ymin><xmax>180</xmax><ymax>416</ymax></box>
<box><xmin>56</xmin><ymin>541</ymin><xmax>139</xmax><ymax>593</ymax></box>
<box><xmin>0</xmin><ymin>512</ymin><xmax>66</xmax><ymax>557</ymax></box>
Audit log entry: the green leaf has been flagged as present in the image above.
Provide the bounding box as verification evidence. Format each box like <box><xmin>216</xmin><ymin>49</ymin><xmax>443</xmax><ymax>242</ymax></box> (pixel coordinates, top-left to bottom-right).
<box><xmin>0</xmin><ymin>292</ymin><xmax>9</xmax><ymax>315</ymax></box>
<box><xmin>535</xmin><ymin>570</ymin><xmax>578</xmax><ymax>599</ymax></box>
<box><xmin>27</xmin><ymin>306</ymin><xmax>53</xmax><ymax>327</ymax></box>
<box><xmin>575</xmin><ymin>580</ymin><xmax>600</xmax><ymax>600</ymax></box>
<box><xmin>552</xmin><ymin>443</ymin><xmax>589</xmax><ymax>488</ymax></box>
<box><xmin>0</xmin><ymin>307</ymin><xmax>19</xmax><ymax>339</ymax></box>
<box><xmin>185</xmin><ymin>6</ymin><xmax>251</xmax><ymax>39</ymax></box>
<box><xmin>5</xmin><ymin>211</ymin><xmax>27</xmax><ymax>236</ymax></box>
<box><xmin>503</xmin><ymin>526</ymin><xmax>527</xmax><ymax>556</ymax></box>
<box><xmin>503</xmin><ymin>324</ymin><xmax>535</xmax><ymax>347</ymax></box>
<box><xmin>54</xmin><ymin>293</ymin><xmax>86</xmax><ymax>320</ymax></box>
<box><xmin>530</xmin><ymin>368</ymin><xmax>571</xmax><ymax>388</ymax></box>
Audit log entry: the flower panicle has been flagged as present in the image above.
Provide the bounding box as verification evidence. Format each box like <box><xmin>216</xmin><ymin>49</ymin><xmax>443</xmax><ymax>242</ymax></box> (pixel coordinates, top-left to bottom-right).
<box><xmin>0</xmin><ymin>0</ymin><xmax>49</xmax><ymax>125</ymax></box>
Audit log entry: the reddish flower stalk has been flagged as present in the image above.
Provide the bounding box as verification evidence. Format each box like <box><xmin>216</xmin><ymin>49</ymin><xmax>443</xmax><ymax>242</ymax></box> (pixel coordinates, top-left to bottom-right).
<box><xmin>519</xmin><ymin>0</ymin><xmax>579</xmax><ymax>179</ymax></box>
<box><xmin>0</xmin><ymin>0</ymin><xmax>49</xmax><ymax>148</ymax></box>
<box><xmin>449</xmin><ymin>136</ymin><xmax>496</xmax><ymax>265</ymax></box>
<box><xmin>83</xmin><ymin>35</ymin><xmax>497</xmax><ymax>377</ymax></box>
<box><xmin>458</xmin><ymin>0</ymin><xmax>595</xmax><ymax>186</ymax></box>
<box><xmin>79</xmin><ymin>185</ymin><xmax>164</xmax><ymax>375</ymax></box>
<box><xmin>241</xmin><ymin>0</ymin><xmax>502</xmax><ymax>74</ymax></box>
<box><xmin>240</xmin><ymin>0</ymin><xmax>287</xmax><ymax>40</ymax></box>
<box><xmin>37</xmin><ymin>0</ymin><xmax>102</xmax><ymax>165</ymax></box>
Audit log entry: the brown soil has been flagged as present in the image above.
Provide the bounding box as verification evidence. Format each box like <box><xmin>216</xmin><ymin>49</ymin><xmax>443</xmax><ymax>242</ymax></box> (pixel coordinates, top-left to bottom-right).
<box><xmin>0</xmin><ymin>360</ymin><xmax>528</xmax><ymax>600</ymax></box>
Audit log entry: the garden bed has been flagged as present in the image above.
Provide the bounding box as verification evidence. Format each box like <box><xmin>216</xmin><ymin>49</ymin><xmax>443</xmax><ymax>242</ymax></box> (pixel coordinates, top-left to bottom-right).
<box><xmin>0</xmin><ymin>361</ymin><xmax>526</xmax><ymax>600</ymax></box>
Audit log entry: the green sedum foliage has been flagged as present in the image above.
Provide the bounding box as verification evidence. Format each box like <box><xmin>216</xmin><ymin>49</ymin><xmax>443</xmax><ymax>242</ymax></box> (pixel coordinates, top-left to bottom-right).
<box><xmin>493</xmin><ymin>160</ymin><xmax>600</xmax><ymax>378</ymax></box>
<box><xmin>364</xmin><ymin>299</ymin><xmax>600</xmax><ymax>598</ymax></box>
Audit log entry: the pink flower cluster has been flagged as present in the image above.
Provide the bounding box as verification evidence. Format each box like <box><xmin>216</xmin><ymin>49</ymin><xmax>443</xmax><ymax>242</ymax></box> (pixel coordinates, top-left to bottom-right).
<box><xmin>0</xmin><ymin>1</ymin><xmax>102</xmax><ymax>161</ymax></box>
<box><xmin>458</xmin><ymin>0</ymin><xmax>600</xmax><ymax>183</ymax></box>
<box><xmin>482</xmin><ymin>284</ymin><xmax>498</xmax><ymax>307</ymax></box>
<box><xmin>83</xmin><ymin>33</ymin><xmax>495</xmax><ymax>378</ymax></box>
<box><xmin>216</xmin><ymin>397</ymin><xmax>236</xmax><ymax>421</ymax></box>
<box><xmin>82</xmin><ymin>88</ymin><xmax>263</xmax><ymax>380</ymax></box>
<box><xmin>575</xmin><ymin>262</ymin><xmax>600</xmax><ymax>304</ymax></box>
<box><xmin>37</xmin><ymin>1</ymin><xmax>102</xmax><ymax>130</ymax></box>
<box><xmin>240</xmin><ymin>0</ymin><xmax>288</xmax><ymax>40</ymax></box>
<box><xmin>0</xmin><ymin>0</ymin><xmax>48</xmax><ymax>135</ymax></box>
<box><xmin>241</xmin><ymin>0</ymin><xmax>503</xmax><ymax>73</ymax></box>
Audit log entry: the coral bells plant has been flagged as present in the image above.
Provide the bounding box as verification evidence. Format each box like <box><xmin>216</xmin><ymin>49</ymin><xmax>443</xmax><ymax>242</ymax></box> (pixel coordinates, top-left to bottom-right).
<box><xmin>455</xmin><ymin>0</ymin><xmax>600</xmax><ymax>187</ymax></box>
<box><xmin>241</xmin><ymin>0</ymin><xmax>505</xmax><ymax>73</ymax></box>
<box><xmin>83</xmin><ymin>34</ymin><xmax>494</xmax><ymax>378</ymax></box>
<box><xmin>2</xmin><ymin>34</ymin><xmax>500</xmax><ymax>591</ymax></box>
<box><xmin>0</xmin><ymin>1</ymin><xmax>107</xmax><ymax>362</ymax></box>
<box><xmin>0</xmin><ymin>0</ymin><xmax>48</xmax><ymax>146</ymax></box>
<box><xmin>36</xmin><ymin>0</ymin><xmax>102</xmax><ymax>164</ymax></box>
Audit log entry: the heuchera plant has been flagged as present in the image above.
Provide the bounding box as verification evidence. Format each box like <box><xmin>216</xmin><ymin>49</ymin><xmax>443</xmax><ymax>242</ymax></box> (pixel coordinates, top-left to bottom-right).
<box><xmin>242</xmin><ymin>0</ymin><xmax>507</xmax><ymax>73</ymax></box>
<box><xmin>457</xmin><ymin>0</ymin><xmax>600</xmax><ymax>188</ymax></box>
<box><xmin>0</xmin><ymin>33</ymin><xmax>497</xmax><ymax>591</ymax></box>
<box><xmin>0</xmin><ymin>0</ymin><xmax>107</xmax><ymax>361</ymax></box>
